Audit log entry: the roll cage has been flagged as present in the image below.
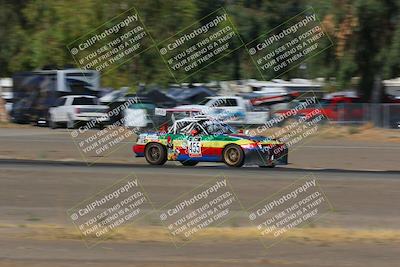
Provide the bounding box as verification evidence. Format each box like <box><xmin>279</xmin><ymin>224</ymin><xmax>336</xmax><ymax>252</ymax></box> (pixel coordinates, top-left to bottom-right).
<box><xmin>168</xmin><ymin>116</ymin><xmax>236</xmax><ymax>136</ymax></box>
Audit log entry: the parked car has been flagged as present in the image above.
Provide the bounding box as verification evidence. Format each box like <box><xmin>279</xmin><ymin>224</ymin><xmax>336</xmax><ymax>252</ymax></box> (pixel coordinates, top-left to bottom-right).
<box><xmin>275</xmin><ymin>96</ymin><xmax>364</xmax><ymax>123</ymax></box>
<box><xmin>123</xmin><ymin>102</ymin><xmax>156</xmax><ymax>129</ymax></box>
<box><xmin>48</xmin><ymin>95</ymin><xmax>109</xmax><ymax>129</ymax></box>
<box><xmin>175</xmin><ymin>96</ymin><xmax>270</xmax><ymax>126</ymax></box>
<box><xmin>12</xmin><ymin>69</ymin><xmax>100</xmax><ymax>125</ymax></box>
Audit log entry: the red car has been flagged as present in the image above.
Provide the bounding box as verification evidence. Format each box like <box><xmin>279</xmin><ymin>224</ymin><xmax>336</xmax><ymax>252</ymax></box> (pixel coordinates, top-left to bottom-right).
<box><xmin>275</xmin><ymin>96</ymin><xmax>364</xmax><ymax>122</ymax></box>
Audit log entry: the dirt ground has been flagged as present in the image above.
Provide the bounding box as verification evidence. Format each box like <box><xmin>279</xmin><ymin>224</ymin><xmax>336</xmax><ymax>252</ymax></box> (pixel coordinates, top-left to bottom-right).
<box><xmin>0</xmin><ymin>125</ymin><xmax>399</xmax><ymax>266</ymax></box>
<box><xmin>0</xmin><ymin>160</ymin><xmax>399</xmax><ymax>267</ymax></box>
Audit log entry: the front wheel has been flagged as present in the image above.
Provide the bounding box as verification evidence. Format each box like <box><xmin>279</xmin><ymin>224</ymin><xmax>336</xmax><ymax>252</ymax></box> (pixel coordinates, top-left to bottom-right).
<box><xmin>144</xmin><ymin>143</ymin><xmax>167</xmax><ymax>165</ymax></box>
<box><xmin>179</xmin><ymin>160</ymin><xmax>198</xmax><ymax>166</ymax></box>
<box><xmin>222</xmin><ymin>144</ymin><xmax>245</xmax><ymax>167</ymax></box>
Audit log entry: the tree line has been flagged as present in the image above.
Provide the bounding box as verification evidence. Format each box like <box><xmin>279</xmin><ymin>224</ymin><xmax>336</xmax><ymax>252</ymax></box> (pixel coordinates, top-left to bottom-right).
<box><xmin>1</xmin><ymin>0</ymin><xmax>400</xmax><ymax>101</ymax></box>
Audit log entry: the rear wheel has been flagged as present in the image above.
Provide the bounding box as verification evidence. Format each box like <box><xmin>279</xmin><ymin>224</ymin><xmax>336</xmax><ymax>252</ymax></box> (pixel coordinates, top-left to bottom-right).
<box><xmin>67</xmin><ymin>115</ymin><xmax>76</xmax><ymax>129</ymax></box>
<box><xmin>222</xmin><ymin>144</ymin><xmax>245</xmax><ymax>167</ymax></box>
<box><xmin>49</xmin><ymin>114</ymin><xmax>57</xmax><ymax>129</ymax></box>
<box><xmin>144</xmin><ymin>143</ymin><xmax>167</xmax><ymax>165</ymax></box>
<box><xmin>179</xmin><ymin>160</ymin><xmax>198</xmax><ymax>166</ymax></box>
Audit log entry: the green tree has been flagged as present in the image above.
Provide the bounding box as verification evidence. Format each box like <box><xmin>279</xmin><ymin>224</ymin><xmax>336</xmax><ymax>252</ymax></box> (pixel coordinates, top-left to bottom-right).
<box><xmin>355</xmin><ymin>0</ymin><xmax>398</xmax><ymax>101</ymax></box>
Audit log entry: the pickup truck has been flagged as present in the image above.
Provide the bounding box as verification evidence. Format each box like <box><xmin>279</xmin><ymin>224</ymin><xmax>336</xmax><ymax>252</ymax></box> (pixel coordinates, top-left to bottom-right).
<box><xmin>123</xmin><ymin>102</ymin><xmax>156</xmax><ymax>129</ymax></box>
<box><xmin>48</xmin><ymin>95</ymin><xmax>109</xmax><ymax>129</ymax></box>
<box><xmin>175</xmin><ymin>96</ymin><xmax>270</xmax><ymax>126</ymax></box>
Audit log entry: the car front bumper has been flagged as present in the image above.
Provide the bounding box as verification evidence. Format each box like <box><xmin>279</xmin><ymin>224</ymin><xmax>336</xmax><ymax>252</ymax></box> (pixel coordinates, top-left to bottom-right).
<box><xmin>74</xmin><ymin>114</ymin><xmax>110</xmax><ymax>122</ymax></box>
<box><xmin>243</xmin><ymin>144</ymin><xmax>288</xmax><ymax>166</ymax></box>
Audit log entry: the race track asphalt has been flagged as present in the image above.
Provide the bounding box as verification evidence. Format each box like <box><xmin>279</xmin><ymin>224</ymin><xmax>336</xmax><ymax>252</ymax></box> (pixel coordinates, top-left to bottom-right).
<box><xmin>0</xmin><ymin>127</ymin><xmax>399</xmax><ymax>266</ymax></box>
<box><xmin>0</xmin><ymin>159</ymin><xmax>399</xmax><ymax>267</ymax></box>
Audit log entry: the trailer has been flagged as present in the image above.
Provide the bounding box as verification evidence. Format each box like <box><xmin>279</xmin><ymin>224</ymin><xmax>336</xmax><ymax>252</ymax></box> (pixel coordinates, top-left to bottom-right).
<box><xmin>11</xmin><ymin>69</ymin><xmax>100</xmax><ymax>125</ymax></box>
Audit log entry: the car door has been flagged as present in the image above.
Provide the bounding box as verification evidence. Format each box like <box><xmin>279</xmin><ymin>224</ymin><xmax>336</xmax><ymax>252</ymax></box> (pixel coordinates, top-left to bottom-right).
<box><xmin>52</xmin><ymin>98</ymin><xmax>66</xmax><ymax>122</ymax></box>
<box><xmin>170</xmin><ymin>122</ymin><xmax>205</xmax><ymax>160</ymax></box>
<box><xmin>59</xmin><ymin>97</ymin><xmax>70</xmax><ymax>122</ymax></box>
<box><xmin>185</xmin><ymin>123</ymin><xmax>210</xmax><ymax>159</ymax></box>
<box><xmin>199</xmin><ymin>124</ymin><xmax>226</xmax><ymax>161</ymax></box>
<box><xmin>213</xmin><ymin>98</ymin><xmax>245</xmax><ymax>123</ymax></box>
<box><xmin>187</xmin><ymin>135</ymin><xmax>203</xmax><ymax>158</ymax></box>
<box><xmin>165</xmin><ymin>120</ymin><xmax>191</xmax><ymax>160</ymax></box>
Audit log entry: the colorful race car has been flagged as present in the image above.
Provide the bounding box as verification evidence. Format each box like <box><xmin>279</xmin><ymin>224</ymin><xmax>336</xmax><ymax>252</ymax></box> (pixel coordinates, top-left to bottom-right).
<box><xmin>133</xmin><ymin>116</ymin><xmax>288</xmax><ymax>167</ymax></box>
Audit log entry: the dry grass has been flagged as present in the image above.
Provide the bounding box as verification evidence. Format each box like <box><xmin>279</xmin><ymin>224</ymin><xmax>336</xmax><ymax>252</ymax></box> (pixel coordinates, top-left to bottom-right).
<box><xmin>0</xmin><ymin>122</ymin><xmax>32</xmax><ymax>128</ymax></box>
<box><xmin>1</xmin><ymin>224</ymin><xmax>399</xmax><ymax>244</ymax></box>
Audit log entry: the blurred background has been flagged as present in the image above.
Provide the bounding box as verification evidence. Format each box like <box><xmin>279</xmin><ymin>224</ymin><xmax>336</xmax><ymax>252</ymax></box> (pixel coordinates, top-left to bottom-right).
<box><xmin>1</xmin><ymin>2</ymin><xmax>400</xmax><ymax>267</ymax></box>
<box><xmin>1</xmin><ymin>0</ymin><xmax>400</xmax><ymax>129</ymax></box>
<box><xmin>0</xmin><ymin>0</ymin><xmax>399</xmax><ymax>96</ymax></box>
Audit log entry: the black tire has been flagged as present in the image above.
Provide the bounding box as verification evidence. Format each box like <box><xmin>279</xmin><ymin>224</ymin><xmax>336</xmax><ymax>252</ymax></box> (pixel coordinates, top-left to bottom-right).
<box><xmin>67</xmin><ymin>116</ymin><xmax>76</xmax><ymax>129</ymax></box>
<box><xmin>222</xmin><ymin>144</ymin><xmax>245</xmax><ymax>167</ymax></box>
<box><xmin>179</xmin><ymin>160</ymin><xmax>199</xmax><ymax>166</ymax></box>
<box><xmin>144</xmin><ymin>143</ymin><xmax>167</xmax><ymax>165</ymax></box>
<box><xmin>49</xmin><ymin>114</ymin><xmax>57</xmax><ymax>129</ymax></box>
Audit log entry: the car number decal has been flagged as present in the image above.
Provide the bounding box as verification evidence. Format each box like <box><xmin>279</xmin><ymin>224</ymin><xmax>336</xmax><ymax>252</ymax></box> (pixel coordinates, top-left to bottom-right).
<box><xmin>188</xmin><ymin>141</ymin><xmax>202</xmax><ymax>157</ymax></box>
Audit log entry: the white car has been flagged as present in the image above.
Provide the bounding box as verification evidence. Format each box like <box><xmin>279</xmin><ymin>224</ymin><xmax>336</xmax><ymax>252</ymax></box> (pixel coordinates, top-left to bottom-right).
<box><xmin>49</xmin><ymin>95</ymin><xmax>109</xmax><ymax>129</ymax></box>
<box><xmin>123</xmin><ymin>102</ymin><xmax>156</xmax><ymax>129</ymax></box>
<box><xmin>175</xmin><ymin>96</ymin><xmax>270</xmax><ymax>126</ymax></box>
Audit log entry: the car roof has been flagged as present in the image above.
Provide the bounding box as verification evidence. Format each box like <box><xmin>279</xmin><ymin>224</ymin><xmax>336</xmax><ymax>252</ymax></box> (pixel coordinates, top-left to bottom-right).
<box><xmin>165</xmin><ymin>107</ymin><xmax>202</xmax><ymax>112</ymax></box>
<box><xmin>61</xmin><ymin>95</ymin><xmax>96</xmax><ymax>98</ymax></box>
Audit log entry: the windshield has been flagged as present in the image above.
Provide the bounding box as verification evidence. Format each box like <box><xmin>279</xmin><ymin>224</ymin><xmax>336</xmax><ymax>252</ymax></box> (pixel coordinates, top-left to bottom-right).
<box><xmin>128</xmin><ymin>103</ymin><xmax>155</xmax><ymax>110</ymax></box>
<box><xmin>66</xmin><ymin>78</ymin><xmax>95</xmax><ymax>92</ymax></box>
<box><xmin>196</xmin><ymin>98</ymin><xmax>212</xmax><ymax>105</ymax></box>
<box><xmin>72</xmin><ymin>97</ymin><xmax>97</xmax><ymax>105</ymax></box>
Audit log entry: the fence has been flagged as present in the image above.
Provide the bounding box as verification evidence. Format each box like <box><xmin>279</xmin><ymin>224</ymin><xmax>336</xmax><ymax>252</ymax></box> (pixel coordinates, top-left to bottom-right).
<box><xmin>331</xmin><ymin>103</ymin><xmax>400</xmax><ymax>129</ymax></box>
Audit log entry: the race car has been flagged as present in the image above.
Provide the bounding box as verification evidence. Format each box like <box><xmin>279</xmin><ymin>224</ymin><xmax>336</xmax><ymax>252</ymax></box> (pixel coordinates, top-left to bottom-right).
<box><xmin>132</xmin><ymin>116</ymin><xmax>288</xmax><ymax>167</ymax></box>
